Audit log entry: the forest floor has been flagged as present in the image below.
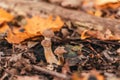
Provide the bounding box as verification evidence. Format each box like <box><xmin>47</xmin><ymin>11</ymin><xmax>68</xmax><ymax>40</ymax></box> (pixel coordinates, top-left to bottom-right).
<box><xmin>0</xmin><ymin>0</ymin><xmax>120</xmax><ymax>80</ymax></box>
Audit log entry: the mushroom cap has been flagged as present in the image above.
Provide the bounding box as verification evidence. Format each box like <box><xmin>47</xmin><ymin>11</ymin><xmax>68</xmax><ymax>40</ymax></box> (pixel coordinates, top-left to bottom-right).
<box><xmin>54</xmin><ymin>46</ymin><xmax>67</xmax><ymax>55</ymax></box>
<box><xmin>42</xmin><ymin>29</ymin><xmax>55</xmax><ymax>38</ymax></box>
<box><xmin>41</xmin><ymin>39</ymin><xmax>51</xmax><ymax>47</ymax></box>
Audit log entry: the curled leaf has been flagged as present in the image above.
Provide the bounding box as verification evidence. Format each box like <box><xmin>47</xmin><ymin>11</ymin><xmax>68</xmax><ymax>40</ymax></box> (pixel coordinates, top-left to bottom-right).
<box><xmin>80</xmin><ymin>30</ymin><xmax>90</xmax><ymax>40</ymax></box>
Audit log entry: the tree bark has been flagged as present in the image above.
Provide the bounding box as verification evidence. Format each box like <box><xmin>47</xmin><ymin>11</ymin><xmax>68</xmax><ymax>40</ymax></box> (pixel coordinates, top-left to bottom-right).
<box><xmin>0</xmin><ymin>0</ymin><xmax>120</xmax><ymax>34</ymax></box>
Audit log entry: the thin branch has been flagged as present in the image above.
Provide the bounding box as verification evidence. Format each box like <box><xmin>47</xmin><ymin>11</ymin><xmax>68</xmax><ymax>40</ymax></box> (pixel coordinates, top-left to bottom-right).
<box><xmin>32</xmin><ymin>65</ymin><xmax>70</xmax><ymax>80</ymax></box>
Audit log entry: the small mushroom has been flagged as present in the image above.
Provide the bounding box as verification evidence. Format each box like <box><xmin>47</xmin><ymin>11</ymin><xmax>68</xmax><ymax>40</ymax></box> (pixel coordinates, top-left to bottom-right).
<box><xmin>41</xmin><ymin>29</ymin><xmax>58</xmax><ymax>64</ymax></box>
<box><xmin>54</xmin><ymin>46</ymin><xmax>67</xmax><ymax>65</ymax></box>
<box><xmin>42</xmin><ymin>29</ymin><xmax>55</xmax><ymax>40</ymax></box>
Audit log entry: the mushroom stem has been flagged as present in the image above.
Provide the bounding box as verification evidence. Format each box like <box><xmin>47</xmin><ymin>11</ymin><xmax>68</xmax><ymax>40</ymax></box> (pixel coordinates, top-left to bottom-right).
<box><xmin>57</xmin><ymin>55</ymin><xmax>64</xmax><ymax>65</ymax></box>
<box><xmin>41</xmin><ymin>29</ymin><xmax>58</xmax><ymax>64</ymax></box>
<box><xmin>42</xmin><ymin>40</ymin><xmax>58</xmax><ymax>64</ymax></box>
<box><xmin>54</xmin><ymin>46</ymin><xmax>67</xmax><ymax>65</ymax></box>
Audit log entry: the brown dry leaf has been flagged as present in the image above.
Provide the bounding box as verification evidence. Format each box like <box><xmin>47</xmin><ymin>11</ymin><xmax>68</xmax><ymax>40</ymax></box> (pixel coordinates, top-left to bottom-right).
<box><xmin>80</xmin><ymin>30</ymin><xmax>90</xmax><ymax>40</ymax></box>
<box><xmin>15</xmin><ymin>75</ymin><xmax>40</xmax><ymax>80</ymax></box>
<box><xmin>0</xmin><ymin>8</ymin><xmax>13</xmax><ymax>24</ymax></box>
<box><xmin>86</xmin><ymin>29</ymin><xmax>120</xmax><ymax>40</ymax></box>
<box><xmin>95</xmin><ymin>0</ymin><xmax>119</xmax><ymax>5</ymax></box>
<box><xmin>95</xmin><ymin>0</ymin><xmax>120</xmax><ymax>9</ymax></box>
<box><xmin>94</xmin><ymin>10</ymin><xmax>102</xmax><ymax>17</ymax></box>
<box><xmin>5</xmin><ymin>27</ymin><xmax>32</xmax><ymax>44</ymax></box>
<box><xmin>6</xmin><ymin>16</ymin><xmax>64</xmax><ymax>44</ymax></box>
<box><xmin>24</xmin><ymin>16</ymin><xmax>64</xmax><ymax>35</ymax></box>
<box><xmin>0</xmin><ymin>52</ymin><xmax>4</xmax><ymax>61</ymax></box>
<box><xmin>0</xmin><ymin>24</ymin><xmax>9</xmax><ymax>33</ymax></box>
<box><xmin>82</xmin><ymin>0</ymin><xmax>95</xmax><ymax>12</ymax></box>
<box><xmin>62</xmin><ymin>61</ymin><xmax>71</xmax><ymax>74</ymax></box>
<box><xmin>61</xmin><ymin>0</ymin><xmax>82</xmax><ymax>8</ymax></box>
<box><xmin>49</xmin><ymin>0</ymin><xmax>63</xmax><ymax>3</ymax></box>
<box><xmin>72</xmin><ymin>72</ymin><xmax>83</xmax><ymax>80</ymax></box>
<box><xmin>72</xmin><ymin>70</ymin><xmax>104</xmax><ymax>80</ymax></box>
<box><xmin>86</xmin><ymin>10</ymin><xmax>94</xmax><ymax>15</ymax></box>
<box><xmin>0</xmin><ymin>8</ymin><xmax>13</xmax><ymax>34</ymax></box>
<box><xmin>84</xmin><ymin>30</ymin><xmax>104</xmax><ymax>40</ymax></box>
<box><xmin>96</xmin><ymin>2</ymin><xmax>120</xmax><ymax>9</ymax></box>
<box><xmin>9</xmin><ymin>53</ymin><xmax>22</xmax><ymax>62</ymax></box>
<box><xmin>88</xmin><ymin>70</ymin><xmax>104</xmax><ymax>80</ymax></box>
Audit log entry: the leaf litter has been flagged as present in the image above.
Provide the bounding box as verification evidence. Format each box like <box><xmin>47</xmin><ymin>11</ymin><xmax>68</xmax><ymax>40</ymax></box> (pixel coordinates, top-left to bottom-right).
<box><xmin>0</xmin><ymin>0</ymin><xmax>120</xmax><ymax>80</ymax></box>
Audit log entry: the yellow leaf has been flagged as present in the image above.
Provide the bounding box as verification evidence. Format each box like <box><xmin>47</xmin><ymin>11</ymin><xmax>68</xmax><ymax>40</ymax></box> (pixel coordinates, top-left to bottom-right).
<box><xmin>0</xmin><ymin>8</ymin><xmax>13</xmax><ymax>24</ymax></box>
<box><xmin>0</xmin><ymin>24</ymin><xmax>9</xmax><ymax>33</ymax></box>
<box><xmin>24</xmin><ymin>16</ymin><xmax>64</xmax><ymax>35</ymax></box>
<box><xmin>5</xmin><ymin>27</ymin><xmax>31</xmax><ymax>44</ymax></box>
<box><xmin>94</xmin><ymin>10</ymin><xmax>102</xmax><ymax>17</ymax></box>
<box><xmin>0</xmin><ymin>8</ymin><xmax>14</xmax><ymax>34</ymax></box>
<box><xmin>72</xmin><ymin>70</ymin><xmax>104</xmax><ymax>80</ymax></box>
<box><xmin>95</xmin><ymin>0</ymin><xmax>119</xmax><ymax>5</ymax></box>
<box><xmin>6</xmin><ymin>16</ymin><xmax>64</xmax><ymax>44</ymax></box>
<box><xmin>80</xmin><ymin>30</ymin><xmax>90</xmax><ymax>40</ymax></box>
<box><xmin>95</xmin><ymin>0</ymin><xmax>120</xmax><ymax>9</ymax></box>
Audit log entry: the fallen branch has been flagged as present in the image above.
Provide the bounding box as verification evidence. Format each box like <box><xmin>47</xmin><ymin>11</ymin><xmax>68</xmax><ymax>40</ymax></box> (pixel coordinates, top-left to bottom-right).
<box><xmin>0</xmin><ymin>0</ymin><xmax>120</xmax><ymax>35</ymax></box>
<box><xmin>32</xmin><ymin>65</ymin><xmax>70</xmax><ymax>80</ymax></box>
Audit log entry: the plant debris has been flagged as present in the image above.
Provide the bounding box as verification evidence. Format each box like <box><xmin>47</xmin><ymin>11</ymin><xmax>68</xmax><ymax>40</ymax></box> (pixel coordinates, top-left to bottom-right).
<box><xmin>0</xmin><ymin>0</ymin><xmax>120</xmax><ymax>80</ymax></box>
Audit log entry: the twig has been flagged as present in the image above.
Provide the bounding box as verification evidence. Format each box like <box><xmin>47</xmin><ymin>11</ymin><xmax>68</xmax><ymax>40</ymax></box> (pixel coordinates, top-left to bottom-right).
<box><xmin>32</xmin><ymin>65</ymin><xmax>70</xmax><ymax>80</ymax></box>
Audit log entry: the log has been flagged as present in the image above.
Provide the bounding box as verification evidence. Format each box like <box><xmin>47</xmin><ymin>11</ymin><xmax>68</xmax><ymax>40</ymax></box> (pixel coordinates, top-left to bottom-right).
<box><xmin>0</xmin><ymin>0</ymin><xmax>120</xmax><ymax>35</ymax></box>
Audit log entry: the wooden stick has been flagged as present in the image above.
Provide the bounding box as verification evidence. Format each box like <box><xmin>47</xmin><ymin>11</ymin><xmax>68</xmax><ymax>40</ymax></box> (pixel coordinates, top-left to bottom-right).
<box><xmin>33</xmin><ymin>65</ymin><xmax>70</xmax><ymax>80</ymax></box>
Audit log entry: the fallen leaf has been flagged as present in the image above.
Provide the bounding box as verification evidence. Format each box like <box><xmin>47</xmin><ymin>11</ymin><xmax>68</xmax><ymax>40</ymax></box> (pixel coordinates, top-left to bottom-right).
<box><xmin>0</xmin><ymin>24</ymin><xmax>9</xmax><ymax>33</ymax></box>
<box><xmin>0</xmin><ymin>52</ymin><xmax>4</xmax><ymax>61</ymax></box>
<box><xmin>72</xmin><ymin>70</ymin><xmax>104</xmax><ymax>80</ymax></box>
<box><xmin>15</xmin><ymin>75</ymin><xmax>40</xmax><ymax>80</ymax></box>
<box><xmin>95</xmin><ymin>0</ymin><xmax>119</xmax><ymax>5</ymax></box>
<box><xmin>49</xmin><ymin>0</ymin><xmax>63</xmax><ymax>3</ymax></box>
<box><xmin>0</xmin><ymin>8</ymin><xmax>14</xmax><ymax>34</ymax></box>
<box><xmin>6</xmin><ymin>16</ymin><xmax>64</xmax><ymax>44</ymax></box>
<box><xmin>0</xmin><ymin>8</ymin><xmax>13</xmax><ymax>24</ymax></box>
<box><xmin>80</xmin><ymin>29</ymin><xmax>120</xmax><ymax>40</ymax></box>
<box><xmin>94</xmin><ymin>10</ymin><xmax>102</xmax><ymax>17</ymax></box>
<box><xmin>24</xmin><ymin>16</ymin><xmax>64</xmax><ymax>35</ymax></box>
<box><xmin>61</xmin><ymin>0</ymin><xmax>82</xmax><ymax>8</ymax></box>
<box><xmin>80</xmin><ymin>30</ymin><xmax>90</xmax><ymax>40</ymax></box>
<box><xmin>62</xmin><ymin>61</ymin><xmax>71</xmax><ymax>74</ymax></box>
<box><xmin>95</xmin><ymin>0</ymin><xmax>120</xmax><ymax>9</ymax></box>
<box><xmin>5</xmin><ymin>27</ymin><xmax>31</xmax><ymax>44</ymax></box>
<box><xmin>72</xmin><ymin>72</ymin><xmax>85</xmax><ymax>80</ymax></box>
<box><xmin>9</xmin><ymin>53</ymin><xmax>22</xmax><ymax>62</ymax></box>
<box><xmin>27</xmin><ymin>41</ymin><xmax>39</xmax><ymax>48</ymax></box>
<box><xmin>88</xmin><ymin>70</ymin><xmax>104</xmax><ymax>80</ymax></box>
